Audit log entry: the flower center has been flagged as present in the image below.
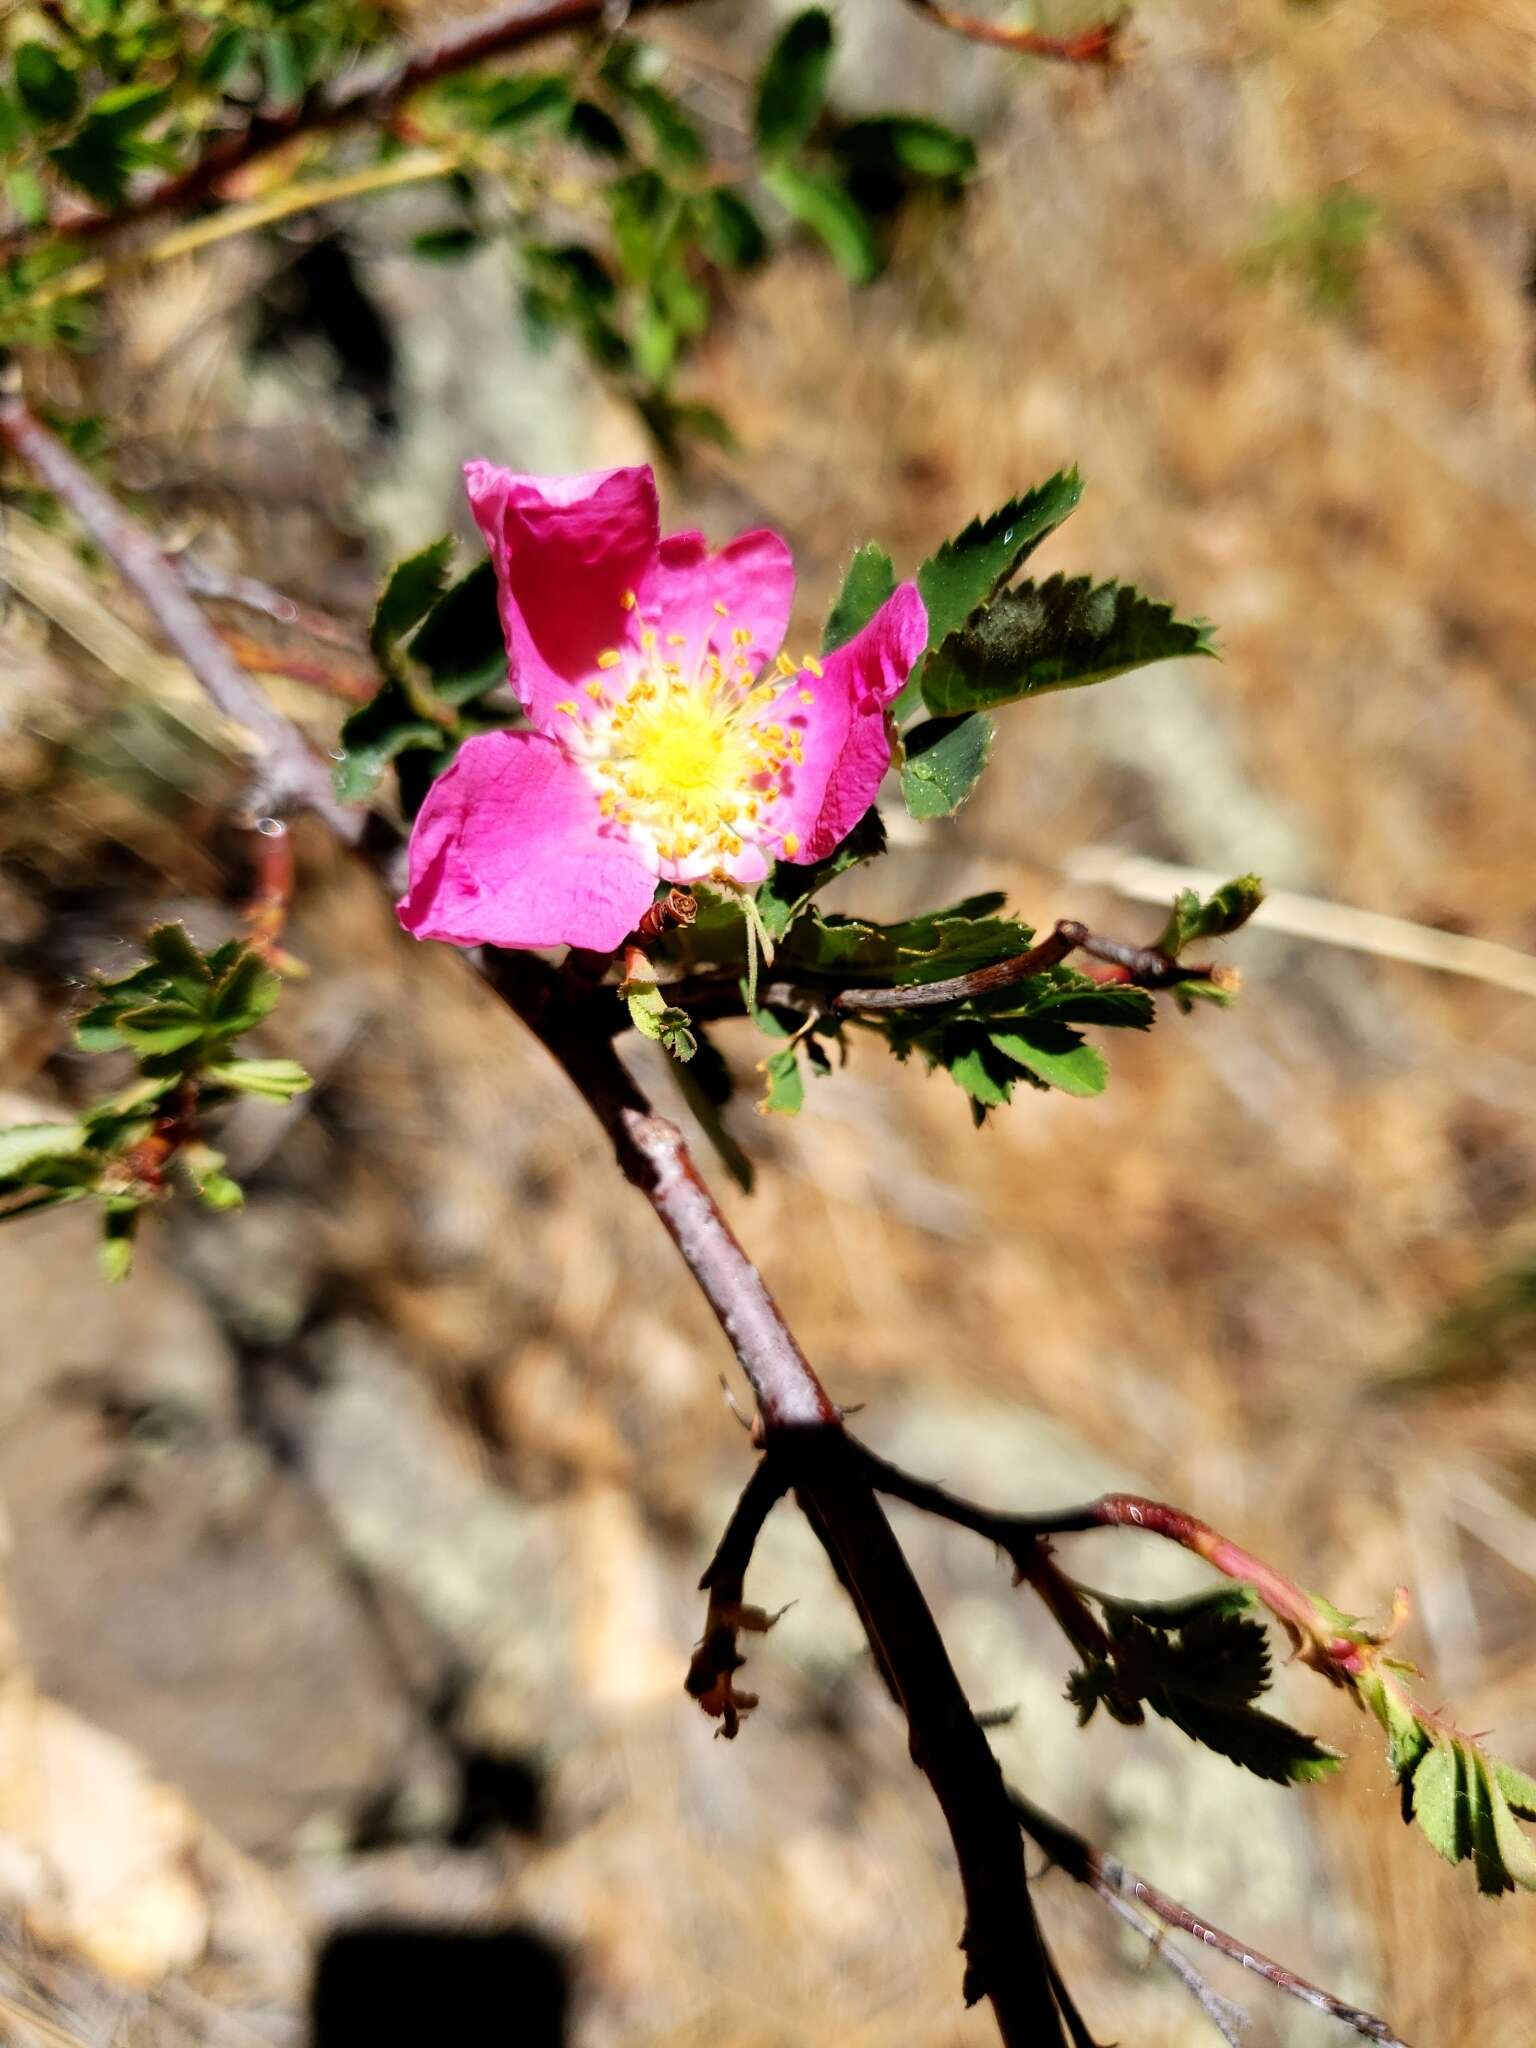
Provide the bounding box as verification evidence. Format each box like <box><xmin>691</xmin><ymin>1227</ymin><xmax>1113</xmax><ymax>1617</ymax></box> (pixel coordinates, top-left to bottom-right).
<box><xmin>622</xmin><ymin>690</ymin><xmax>751</xmax><ymax>803</ymax></box>
<box><xmin>560</xmin><ymin>618</ymin><xmax>816</xmax><ymax>879</ymax></box>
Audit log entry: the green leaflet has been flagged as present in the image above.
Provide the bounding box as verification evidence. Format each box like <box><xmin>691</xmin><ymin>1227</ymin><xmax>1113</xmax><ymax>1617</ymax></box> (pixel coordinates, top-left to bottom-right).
<box><xmin>1067</xmin><ymin>1585</ymin><xmax>1342</xmax><ymax>1788</ymax></box>
<box><xmin>763</xmin><ymin>162</ymin><xmax>879</xmax><ymax>284</ymax></box>
<box><xmin>821</xmin><ymin>542</ymin><xmax>896</xmax><ymax>654</ymax></box>
<box><xmin>1156</xmin><ymin>874</ymin><xmax>1265</xmax><ymax>955</ymax></box>
<box><xmin>900</xmin><ymin>713</ymin><xmax>994</xmax><ymax>819</ymax></box>
<box><xmin>754</xmin><ymin>9</ymin><xmax>834</xmax><ymax>160</ymax></box>
<box><xmin>916</xmin><ymin>471</ymin><xmax>1084</xmax><ymax>653</ymax></box>
<box><xmin>922</xmin><ymin>573</ymin><xmax>1216</xmax><ymax>717</ymax></box>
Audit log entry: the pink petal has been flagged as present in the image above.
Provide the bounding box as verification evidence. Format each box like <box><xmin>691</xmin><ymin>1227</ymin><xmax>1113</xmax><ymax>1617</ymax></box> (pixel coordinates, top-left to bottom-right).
<box><xmin>758</xmin><ymin>581</ymin><xmax>928</xmax><ymax>862</ymax></box>
<box><xmin>637</xmin><ymin>526</ymin><xmax>794</xmax><ymax>683</ymax></box>
<box><xmin>464</xmin><ymin>461</ymin><xmax>660</xmax><ymax>731</ymax></box>
<box><xmin>397</xmin><ymin>730</ymin><xmax>659</xmax><ymax>953</ymax></box>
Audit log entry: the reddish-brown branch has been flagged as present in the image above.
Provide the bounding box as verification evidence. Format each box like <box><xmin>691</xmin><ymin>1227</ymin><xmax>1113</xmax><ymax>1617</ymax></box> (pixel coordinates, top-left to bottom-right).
<box><xmin>243</xmin><ymin>817</ymin><xmax>297</xmax><ymax>960</ymax></box>
<box><xmin>1</xmin><ymin>0</ymin><xmax>695</xmax><ymax>260</ymax></box>
<box><xmin>481</xmin><ymin>951</ymin><xmax>1067</xmax><ymax>2045</ymax></box>
<box><xmin>903</xmin><ymin>0</ymin><xmax>1124</xmax><ymax>64</ymax></box>
<box><xmin>1011</xmin><ymin>1789</ymin><xmax>1413</xmax><ymax>2047</ymax></box>
<box><xmin>0</xmin><ymin>388</ymin><xmax>359</xmax><ymax>839</ymax></box>
<box><xmin>685</xmin><ymin>1455</ymin><xmax>790</xmax><ymax>1736</ymax></box>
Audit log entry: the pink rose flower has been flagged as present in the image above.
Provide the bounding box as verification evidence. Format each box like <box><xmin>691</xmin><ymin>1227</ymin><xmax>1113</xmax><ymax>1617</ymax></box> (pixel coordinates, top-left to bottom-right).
<box><xmin>397</xmin><ymin>461</ymin><xmax>928</xmax><ymax>954</ymax></box>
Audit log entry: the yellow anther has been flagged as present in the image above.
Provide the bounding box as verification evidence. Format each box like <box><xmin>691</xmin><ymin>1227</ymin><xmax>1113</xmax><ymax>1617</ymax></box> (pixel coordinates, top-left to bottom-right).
<box><xmin>584</xmin><ymin>680</ymin><xmax>607</xmax><ymax>699</ymax></box>
<box><xmin>662</xmin><ymin>662</ymin><xmax>681</xmax><ymax>676</ymax></box>
<box><xmin>596</xmin><ymin>649</ymin><xmax>622</xmax><ymax>669</ymax></box>
<box><xmin>713</xmin><ymin>599</ymin><xmax>729</xmax><ymax>616</ymax></box>
<box><xmin>782</xmin><ymin>834</ymin><xmax>800</xmax><ymax>858</ymax></box>
<box><xmin>798</xmin><ymin>689</ymin><xmax>815</xmax><ymax>704</ymax></box>
<box><xmin>732</xmin><ymin>627</ymin><xmax>753</xmax><ymax>646</ymax></box>
<box><xmin>621</xmin><ymin>590</ymin><xmax>637</xmax><ymax>611</ymax></box>
<box><xmin>775</xmin><ymin>652</ymin><xmax>797</xmax><ymax>679</ymax></box>
<box><xmin>803</xmin><ymin>654</ymin><xmax>824</xmax><ymax>678</ymax></box>
<box><xmin>554</xmin><ymin>700</ymin><xmax>578</xmax><ymax>715</ymax></box>
<box><xmin>666</xmin><ymin>632</ymin><xmax>687</xmax><ymax>647</ymax></box>
<box><xmin>641</xmin><ymin>629</ymin><xmax>657</xmax><ymax>651</ymax></box>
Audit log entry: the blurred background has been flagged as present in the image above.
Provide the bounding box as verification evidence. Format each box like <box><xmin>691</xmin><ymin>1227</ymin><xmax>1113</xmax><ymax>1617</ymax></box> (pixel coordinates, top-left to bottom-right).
<box><xmin>2</xmin><ymin>0</ymin><xmax>1535</xmax><ymax>2042</ymax></box>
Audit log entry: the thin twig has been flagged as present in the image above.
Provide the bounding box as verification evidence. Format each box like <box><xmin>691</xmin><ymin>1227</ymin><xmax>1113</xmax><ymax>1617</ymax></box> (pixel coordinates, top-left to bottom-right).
<box><xmin>832</xmin><ymin>919</ymin><xmax>1218</xmax><ymax>1012</ymax></box>
<box><xmin>0</xmin><ymin>388</ymin><xmax>359</xmax><ymax>838</ymax></box>
<box><xmin>903</xmin><ymin>0</ymin><xmax>1124</xmax><ymax>64</ymax></box>
<box><xmin>1011</xmin><ymin>1789</ymin><xmax>1413</xmax><ymax>2047</ymax></box>
<box><xmin>1</xmin><ymin>0</ymin><xmax>695</xmax><ymax>259</ymax></box>
<box><xmin>1063</xmin><ymin>845</ymin><xmax>1536</xmax><ymax>1001</ymax></box>
<box><xmin>175</xmin><ymin>551</ymin><xmax>368</xmax><ymax>652</ymax></box>
<box><xmin>685</xmin><ymin>1454</ymin><xmax>791</xmax><ymax>1735</ymax></box>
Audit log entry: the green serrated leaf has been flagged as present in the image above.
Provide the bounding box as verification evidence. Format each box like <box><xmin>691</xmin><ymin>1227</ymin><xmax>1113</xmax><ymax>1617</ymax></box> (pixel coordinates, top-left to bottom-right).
<box><xmin>901</xmin><ymin>713</ymin><xmax>994</xmax><ymax>819</ymax></box>
<box><xmin>15</xmin><ymin>43</ymin><xmax>80</xmax><ymax>126</ymax></box>
<box><xmin>822</xmin><ymin>542</ymin><xmax>897</xmax><ymax>655</ymax></box>
<box><xmin>990</xmin><ymin>1022</ymin><xmax>1107</xmax><ymax>1098</ymax></box>
<box><xmin>115</xmin><ymin>1003</ymin><xmax>204</xmax><ymax>1055</ymax></box>
<box><xmin>754</xmin><ymin>8</ymin><xmax>834</xmax><ymax>159</ymax></box>
<box><xmin>756</xmin><ymin>807</ymin><xmax>887</xmax><ymax>940</ymax></box>
<box><xmin>763</xmin><ymin>162</ymin><xmax>879</xmax><ymax>283</ymax></box>
<box><xmin>833</xmin><ymin>115</ymin><xmax>976</xmax><ymax>183</ymax></box>
<box><xmin>208</xmin><ymin>950</ymin><xmax>281</xmax><ymax>1034</ymax></box>
<box><xmin>1156</xmin><ymin>874</ymin><xmax>1265</xmax><ymax>956</ymax></box>
<box><xmin>98</xmin><ymin>1200</ymin><xmax>138</xmax><ymax>1284</ymax></box>
<box><xmin>922</xmin><ymin>573</ymin><xmax>1216</xmax><ymax>717</ymax></box>
<box><xmin>1493</xmin><ymin>1757</ymin><xmax>1536</xmax><ymax>1822</ymax></box>
<box><xmin>758</xmin><ymin>1044</ymin><xmax>805</xmax><ymax>1116</ymax></box>
<box><xmin>1096</xmin><ymin>1583</ymin><xmax>1260</xmax><ymax>1628</ymax></box>
<box><xmin>0</xmin><ymin>1120</ymin><xmax>89</xmax><ymax>1184</ymax></box>
<box><xmin>1483</xmin><ymin>1755</ymin><xmax>1536</xmax><ymax>1892</ymax></box>
<box><xmin>781</xmin><ymin>903</ymin><xmax>1032</xmax><ymax>987</ymax></box>
<box><xmin>205</xmin><ymin>1058</ymin><xmax>311</xmax><ymax>1101</ymax></box>
<box><xmin>917</xmin><ymin>472</ymin><xmax>1083</xmax><ymax>658</ymax></box>
<box><xmin>144</xmin><ymin>922</ymin><xmax>211</xmax><ymax>982</ymax></box>
<box><xmin>700</xmin><ymin>188</ymin><xmax>767</xmax><ymax>270</ymax></box>
<box><xmin>371</xmin><ymin>537</ymin><xmax>457</xmax><ymax>666</ymax></box>
<box><xmin>73</xmin><ymin>1005</ymin><xmax>127</xmax><ymax>1052</ymax></box>
<box><xmin>1412</xmin><ymin>1741</ymin><xmax>1463</xmax><ymax>1865</ymax></box>
<box><xmin>333</xmin><ymin>678</ymin><xmax>448</xmax><ymax>805</ymax></box>
<box><xmin>409</xmin><ymin>557</ymin><xmax>506</xmax><ymax>704</ymax></box>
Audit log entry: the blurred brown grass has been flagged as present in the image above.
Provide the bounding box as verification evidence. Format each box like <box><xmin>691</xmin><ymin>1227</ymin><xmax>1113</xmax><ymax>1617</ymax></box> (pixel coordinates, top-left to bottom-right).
<box><xmin>3</xmin><ymin>0</ymin><xmax>1536</xmax><ymax>2042</ymax></box>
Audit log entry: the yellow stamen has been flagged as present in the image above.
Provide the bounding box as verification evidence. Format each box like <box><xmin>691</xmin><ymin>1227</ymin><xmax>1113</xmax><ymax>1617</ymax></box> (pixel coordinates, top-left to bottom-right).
<box><xmin>803</xmin><ymin>654</ymin><xmax>824</xmax><ymax>678</ymax></box>
<box><xmin>783</xmin><ymin>834</ymin><xmax>800</xmax><ymax>858</ymax></box>
<box><xmin>620</xmin><ymin>590</ymin><xmax>637</xmax><ymax>610</ymax></box>
<box><xmin>597</xmin><ymin>649</ymin><xmax>622</xmax><ymax>669</ymax></box>
<box><xmin>775</xmin><ymin>652</ymin><xmax>797</xmax><ymax>679</ymax></box>
<box><xmin>584</xmin><ymin>680</ymin><xmax>607</xmax><ymax>699</ymax></box>
<box><xmin>554</xmin><ymin>700</ymin><xmax>578</xmax><ymax>715</ymax></box>
<box><xmin>666</xmin><ymin>632</ymin><xmax>687</xmax><ymax>647</ymax></box>
<box><xmin>798</xmin><ymin>689</ymin><xmax>815</xmax><ymax>703</ymax></box>
<box><xmin>713</xmin><ymin>599</ymin><xmax>729</xmax><ymax>616</ymax></box>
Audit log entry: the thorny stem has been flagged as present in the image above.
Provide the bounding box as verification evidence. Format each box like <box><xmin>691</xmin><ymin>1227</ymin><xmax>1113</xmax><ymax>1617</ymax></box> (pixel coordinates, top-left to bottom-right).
<box><xmin>1011</xmin><ymin>1789</ymin><xmax>1413</xmax><ymax>2047</ymax></box>
<box><xmin>903</xmin><ymin>0</ymin><xmax>1125</xmax><ymax>63</ymax></box>
<box><xmin>0</xmin><ymin>0</ymin><xmax>697</xmax><ymax>260</ymax></box>
<box><xmin>0</xmin><ymin>389</ymin><xmax>359</xmax><ymax>838</ymax></box>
